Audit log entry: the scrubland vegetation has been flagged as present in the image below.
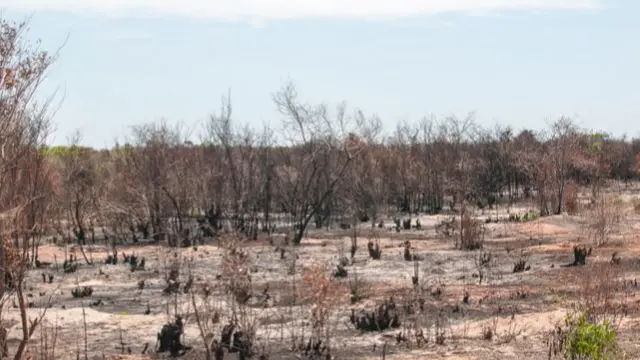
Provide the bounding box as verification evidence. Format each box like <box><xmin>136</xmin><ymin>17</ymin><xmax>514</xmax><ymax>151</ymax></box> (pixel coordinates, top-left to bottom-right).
<box><xmin>3</xmin><ymin>18</ymin><xmax>640</xmax><ymax>360</ymax></box>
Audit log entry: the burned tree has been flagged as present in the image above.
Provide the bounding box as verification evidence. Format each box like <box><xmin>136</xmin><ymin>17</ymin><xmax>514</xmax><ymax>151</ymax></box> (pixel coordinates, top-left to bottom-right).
<box><xmin>350</xmin><ymin>297</ymin><xmax>401</xmax><ymax>332</ymax></box>
<box><xmin>125</xmin><ymin>121</ymin><xmax>188</xmax><ymax>245</ymax></box>
<box><xmin>561</xmin><ymin>246</ymin><xmax>591</xmax><ymax>267</ymax></box>
<box><xmin>207</xmin><ymin>97</ymin><xmax>263</xmax><ymax>240</ymax></box>
<box><xmin>55</xmin><ymin>134</ymin><xmax>101</xmax><ymax>264</ymax></box>
<box><xmin>0</xmin><ymin>18</ymin><xmax>58</xmax><ymax>360</ymax></box>
<box><xmin>367</xmin><ymin>240</ymin><xmax>382</xmax><ymax>260</ymax></box>
<box><xmin>156</xmin><ymin>316</ymin><xmax>190</xmax><ymax>356</ymax></box>
<box><xmin>346</xmin><ymin>112</ymin><xmax>385</xmax><ymax>227</ymax></box>
<box><xmin>273</xmin><ymin>82</ymin><xmax>360</xmax><ymax>245</ymax></box>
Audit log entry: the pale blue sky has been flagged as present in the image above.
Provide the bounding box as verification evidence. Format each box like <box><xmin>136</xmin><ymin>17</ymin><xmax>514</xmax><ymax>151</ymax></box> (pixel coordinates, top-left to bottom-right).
<box><xmin>2</xmin><ymin>0</ymin><xmax>638</xmax><ymax>147</ymax></box>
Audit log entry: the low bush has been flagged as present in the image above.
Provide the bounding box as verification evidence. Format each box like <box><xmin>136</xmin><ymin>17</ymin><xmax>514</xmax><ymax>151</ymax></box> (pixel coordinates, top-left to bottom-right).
<box><xmin>562</xmin><ymin>312</ymin><xmax>620</xmax><ymax>360</ymax></box>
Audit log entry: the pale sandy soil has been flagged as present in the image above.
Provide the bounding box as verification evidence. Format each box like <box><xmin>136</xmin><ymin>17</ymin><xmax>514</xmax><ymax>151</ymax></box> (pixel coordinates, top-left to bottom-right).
<box><xmin>3</xmin><ymin>200</ymin><xmax>640</xmax><ymax>360</ymax></box>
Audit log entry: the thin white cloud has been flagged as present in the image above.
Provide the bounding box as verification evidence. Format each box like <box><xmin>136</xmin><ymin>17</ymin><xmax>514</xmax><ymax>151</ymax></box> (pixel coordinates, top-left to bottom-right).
<box><xmin>0</xmin><ymin>0</ymin><xmax>605</xmax><ymax>21</ymax></box>
<box><xmin>464</xmin><ymin>9</ymin><xmax>504</xmax><ymax>17</ymax></box>
<box><xmin>111</xmin><ymin>31</ymin><xmax>153</xmax><ymax>41</ymax></box>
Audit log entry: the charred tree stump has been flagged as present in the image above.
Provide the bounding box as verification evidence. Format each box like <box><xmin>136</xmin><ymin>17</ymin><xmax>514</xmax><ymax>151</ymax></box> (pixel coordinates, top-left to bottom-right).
<box><xmin>156</xmin><ymin>316</ymin><xmax>190</xmax><ymax>356</ymax></box>
<box><xmin>231</xmin><ymin>331</ymin><xmax>252</xmax><ymax>360</ymax></box>
<box><xmin>220</xmin><ymin>323</ymin><xmax>235</xmax><ymax>349</ymax></box>
<box><xmin>403</xmin><ymin>241</ymin><xmax>413</xmax><ymax>261</ymax></box>
<box><xmin>367</xmin><ymin>241</ymin><xmax>382</xmax><ymax>260</ymax></box>
<box><xmin>561</xmin><ymin>246</ymin><xmax>590</xmax><ymax>267</ymax></box>
<box><xmin>350</xmin><ymin>297</ymin><xmax>400</xmax><ymax>332</ymax></box>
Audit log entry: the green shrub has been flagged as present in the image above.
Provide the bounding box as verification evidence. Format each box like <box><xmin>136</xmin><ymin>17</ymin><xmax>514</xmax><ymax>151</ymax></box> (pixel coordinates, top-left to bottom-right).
<box><xmin>522</xmin><ymin>210</ymin><xmax>540</xmax><ymax>222</ymax></box>
<box><xmin>563</xmin><ymin>312</ymin><xmax>620</xmax><ymax>360</ymax></box>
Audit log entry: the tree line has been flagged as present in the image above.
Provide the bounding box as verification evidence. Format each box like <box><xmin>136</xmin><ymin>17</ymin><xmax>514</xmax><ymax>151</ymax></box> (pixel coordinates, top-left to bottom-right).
<box><xmin>31</xmin><ymin>106</ymin><xmax>640</xmax><ymax>249</ymax></box>
<box><xmin>2</xmin><ymin>18</ymin><xmax>640</xmax><ymax>259</ymax></box>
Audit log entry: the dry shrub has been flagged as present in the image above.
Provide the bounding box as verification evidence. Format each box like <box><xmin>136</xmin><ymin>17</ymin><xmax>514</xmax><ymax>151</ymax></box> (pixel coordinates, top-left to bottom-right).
<box><xmin>435</xmin><ymin>216</ymin><xmax>457</xmax><ymax>238</ymax></box>
<box><xmin>3</xmin><ymin>239</ymin><xmax>24</xmax><ymax>285</ymax></box>
<box><xmin>563</xmin><ymin>182</ymin><xmax>580</xmax><ymax>215</ymax></box>
<box><xmin>301</xmin><ymin>263</ymin><xmax>342</xmax><ymax>356</ymax></box>
<box><xmin>1</xmin><ymin>236</ymin><xmax>45</xmax><ymax>359</ymax></box>
<box><xmin>547</xmin><ymin>262</ymin><xmax>628</xmax><ymax>359</ymax></box>
<box><xmin>302</xmin><ymin>264</ymin><xmax>342</xmax><ymax>326</ymax></box>
<box><xmin>586</xmin><ymin>195</ymin><xmax>624</xmax><ymax>247</ymax></box>
<box><xmin>574</xmin><ymin>262</ymin><xmax>628</xmax><ymax>328</ymax></box>
<box><xmin>347</xmin><ymin>268</ymin><xmax>370</xmax><ymax>303</ymax></box>
<box><xmin>221</xmin><ymin>240</ymin><xmax>253</xmax><ymax>304</ymax></box>
<box><xmin>474</xmin><ymin>251</ymin><xmax>493</xmax><ymax>284</ymax></box>
<box><xmin>458</xmin><ymin>211</ymin><xmax>484</xmax><ymax>250</ymax></box>
<box><xmin>3</xmin><ymin>240</ymin><xmax>22</xmax><ymax>269</ymax></box>
<box><xmin>33</xmin><ymin>320</ymin><xmax>60</xmax><ymax>360</ymax></box>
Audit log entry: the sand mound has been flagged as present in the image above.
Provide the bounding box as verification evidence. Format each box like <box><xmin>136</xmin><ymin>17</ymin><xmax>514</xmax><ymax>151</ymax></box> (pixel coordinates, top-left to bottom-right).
<box><xmin>516</xmin><ymin>221</ymin><xmax>569</xmax><ymax>236</ymax></box>
<box><xmin>536</xmin><ymin>242</ymin><xmax>574</xmax><ymax>253</ymax></box>
<box><xmin>452</xmin><ymin>309</ymin><xmax>566</xmax><ymax>339</ymax></box>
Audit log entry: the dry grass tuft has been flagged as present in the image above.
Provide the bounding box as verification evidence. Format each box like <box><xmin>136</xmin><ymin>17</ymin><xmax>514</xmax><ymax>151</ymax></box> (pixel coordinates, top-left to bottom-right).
<box><xmin>585</xmin><ymin>195</ymin><xmax>625</xmax><ymax>247</ymax></box>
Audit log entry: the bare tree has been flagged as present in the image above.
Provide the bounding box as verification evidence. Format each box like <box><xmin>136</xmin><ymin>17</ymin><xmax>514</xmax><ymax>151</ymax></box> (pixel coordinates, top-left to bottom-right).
<box><xmin>54</xmin><ymin>132</ymin><xmax>102</xmax><ymax>263</ymax></box>
<box><xmin>387</xmin><ymin>121</ymin><xmax>420</xmax><ymax>214</ymax></box>
<box><xmin>257</xmin><ymin>124</ymin><xmax>277</xmax><ymax>233</ymax></box>
<box><xmin>547</xmin><ymin>117</ymin><xmax>580</xmax><ymax>214</ymax></box>
<box><xmin>22</xmin><ymin>146</ymin><xmax>57</xmax><ymax>263</ymax></box>
<box><xmin>125</xmin><ymin>120</ymin><xmax>186</xmax><ymax>245</ymax></box>
<box><xmin>0</xmin><ymin>18</ymin><xmax>57</xmax><ymax>359</ymax></box>
<box><xmin>207</xmin><ymin>95</ymin><xmax>262</xmax><ymax>239</ymax></box>
<box><xmin>417</xmin><ymin>116</ymin><xmax>446</xmax><ymax>214</ymax></box>
<box><xmin>273</xmin><ymin>81</ymin><xmax>359</xmax><ymax>245</ymax></box>
<box><xmin>347</xmin><ymin>111</ymin><xmax>384</xmax><ymax>226</ymax></box>
<box><xmin>101</xmin><ymin>143</ymin><xmax>151</xmax><ymax>244</ymax></box>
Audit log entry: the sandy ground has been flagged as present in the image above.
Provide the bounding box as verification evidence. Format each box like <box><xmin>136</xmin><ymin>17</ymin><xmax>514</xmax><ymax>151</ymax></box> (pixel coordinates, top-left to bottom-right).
<box><xmin>4</xmin><ymin>200</ymin><xmax>640</xmax><ymax>359</ymax></box>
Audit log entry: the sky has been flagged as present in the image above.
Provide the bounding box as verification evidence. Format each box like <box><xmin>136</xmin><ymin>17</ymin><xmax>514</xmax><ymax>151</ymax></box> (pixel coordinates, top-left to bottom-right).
<box><xmin>0</xmin><ymin>0</ymin><xmax>638</xmax><ymax>147</ymax></box>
